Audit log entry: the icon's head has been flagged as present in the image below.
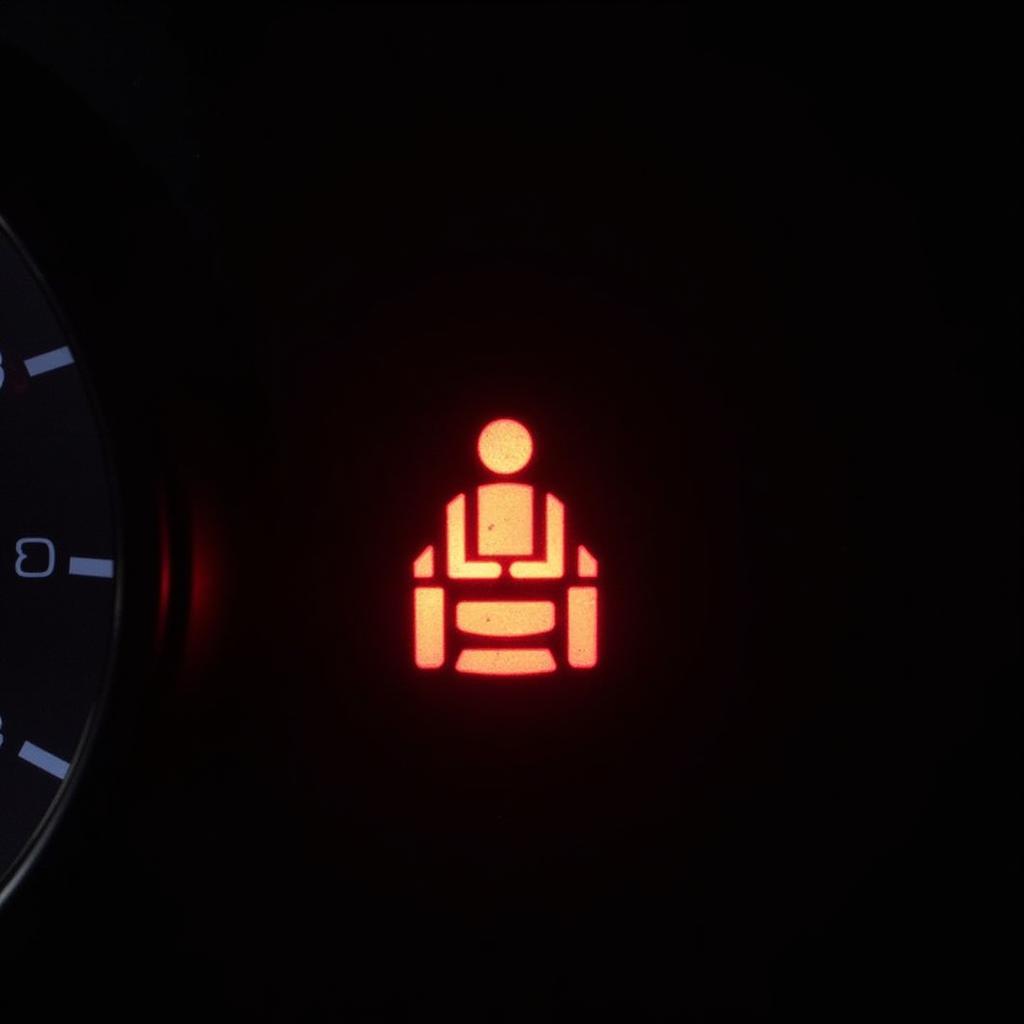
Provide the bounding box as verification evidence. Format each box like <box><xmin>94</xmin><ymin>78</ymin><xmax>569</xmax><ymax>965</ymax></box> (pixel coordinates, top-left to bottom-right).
<box><xmin>478</xmin><ymin>418</ymin><xmax>533</xmax><ymax>475</ymax></box>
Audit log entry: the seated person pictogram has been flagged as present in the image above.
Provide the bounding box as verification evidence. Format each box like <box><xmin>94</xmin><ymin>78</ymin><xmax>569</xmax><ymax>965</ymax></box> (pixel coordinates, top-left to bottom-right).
<box><xmin>412</xmin><ymin>418</ymin><xmax>599</xmax><ymax>676</ymax></box>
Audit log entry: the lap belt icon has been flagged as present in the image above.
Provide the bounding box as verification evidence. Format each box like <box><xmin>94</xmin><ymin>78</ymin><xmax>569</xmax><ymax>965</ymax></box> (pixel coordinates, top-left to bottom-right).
<box><xmin>412</xmin><ymin>419</ymin><xmax>599</xmax><ymax>675</ymax></box>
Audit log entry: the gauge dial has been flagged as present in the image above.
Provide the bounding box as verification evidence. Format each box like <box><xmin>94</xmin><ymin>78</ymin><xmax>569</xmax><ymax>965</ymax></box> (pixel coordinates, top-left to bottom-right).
<box><xmin>0</xmin><ymin>217</ymin><xmax>119</xmax><ymax>897</ymax></box>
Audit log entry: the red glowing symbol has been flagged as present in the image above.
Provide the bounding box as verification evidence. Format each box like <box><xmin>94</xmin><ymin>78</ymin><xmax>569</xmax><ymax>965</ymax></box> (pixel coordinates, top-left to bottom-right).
<box><xmin>412</xmin><ymin>419</ymin><xmax>599</xmax><ymax>676</ymax></box>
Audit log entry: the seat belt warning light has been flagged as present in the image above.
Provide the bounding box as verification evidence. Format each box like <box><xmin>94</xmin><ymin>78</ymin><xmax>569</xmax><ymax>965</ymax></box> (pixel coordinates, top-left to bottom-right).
<box><xmin>412</xmin><ymin>419</ymin><xmax>599</xmax><ymax>676</ymax></box>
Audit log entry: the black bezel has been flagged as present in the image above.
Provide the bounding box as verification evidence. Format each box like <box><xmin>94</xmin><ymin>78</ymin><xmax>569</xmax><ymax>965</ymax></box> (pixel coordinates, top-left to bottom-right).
<box><xmin>0</xmin><ymin>43</ymin><xmax>188</xmax><ymax>921</ymax></box>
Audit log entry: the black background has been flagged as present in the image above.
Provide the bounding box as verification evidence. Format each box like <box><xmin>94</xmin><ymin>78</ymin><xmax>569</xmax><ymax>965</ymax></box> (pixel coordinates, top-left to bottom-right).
<box><xmin>0</xmin><ymin>4</ymin><xmax>1017</xmax><ymax>1019</ymax></box>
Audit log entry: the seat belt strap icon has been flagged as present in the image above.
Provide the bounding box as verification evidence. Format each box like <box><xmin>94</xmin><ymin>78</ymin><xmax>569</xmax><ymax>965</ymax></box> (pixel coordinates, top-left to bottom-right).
<box><xmin>412</xmin><ymin>419</ymin><xmax>599</xmax><ymax>676</ymax></box>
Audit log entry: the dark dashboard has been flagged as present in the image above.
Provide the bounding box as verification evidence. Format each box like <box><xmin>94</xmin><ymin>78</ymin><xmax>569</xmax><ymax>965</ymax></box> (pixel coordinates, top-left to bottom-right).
<box><xmin>0</xmin><ymin>5</ymin><xmax>1016</xmax><ymax>1019</ymax></box>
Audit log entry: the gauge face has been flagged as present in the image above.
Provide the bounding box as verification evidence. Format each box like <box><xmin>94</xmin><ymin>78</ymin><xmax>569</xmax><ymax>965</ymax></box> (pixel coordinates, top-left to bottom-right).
<box><xmin>0</xmin><ymin>218</ymin><xmax>119</xmax><ymax>896</ymax></box>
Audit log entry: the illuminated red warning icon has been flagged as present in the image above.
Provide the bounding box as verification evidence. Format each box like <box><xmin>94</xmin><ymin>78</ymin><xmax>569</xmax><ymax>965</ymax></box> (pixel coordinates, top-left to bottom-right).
<box><xmin>412</xmin><ymin>418</ymin><xmax>598</xmax><ymax>675</ymax></box>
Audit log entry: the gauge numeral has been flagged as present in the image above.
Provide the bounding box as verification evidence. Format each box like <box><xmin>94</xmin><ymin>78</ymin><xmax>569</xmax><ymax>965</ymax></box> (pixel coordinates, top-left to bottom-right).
<box><xmin>14</xmin><ymin>537</ymin><xmax>56</xmax><ymax>578</ymax></box>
